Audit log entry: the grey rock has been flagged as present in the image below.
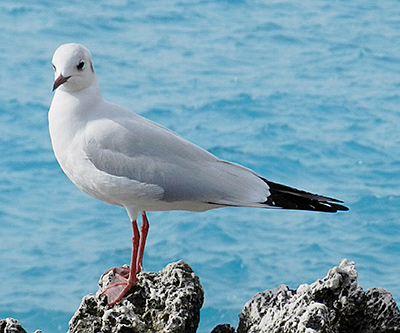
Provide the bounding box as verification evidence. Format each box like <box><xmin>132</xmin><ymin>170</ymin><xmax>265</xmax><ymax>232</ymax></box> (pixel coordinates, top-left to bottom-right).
<box><xmin>68</xmin><ymin>260</ymin><xmax>203</xmax><ymax>333</ymax></box>
<box><xmin>211</xmin><ymin>324</ymin><xmax>236</xmax><ymax>333</ymax></box>
<box><xmin>0</xmin><ymin>318</ymin><xmax>43</xmax><ymax>333</ymax></box>
<box><xmin>0</xmin><ymin>318</ymin><xmax>27</xmax><ymax>333</ymax></box>
<box><xmin>237</xmin><ymin>259</ymin><xmax>400</xmax><ymax>333</ymax></box>
<box><xmin>3</xmin><ymin>259</ymin><xmax>399</xmax><ymax>333</ymax></box>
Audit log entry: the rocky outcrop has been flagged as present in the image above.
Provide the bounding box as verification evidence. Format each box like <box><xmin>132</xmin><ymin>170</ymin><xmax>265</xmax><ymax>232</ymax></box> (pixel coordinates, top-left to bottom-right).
<box><xmin>0</xmin><ymin>318</ymin><xmax>43</xmax><ymax>333</ymax></box>
<box><xmin>0</xmin><ymin>318</ymin><xmax>27</xmax><ymax>333</ymax></box>
<box><xmin>2</xmin><ymin>259</ymin><xmax>399</xmax><ymax>333</ymax></box>
<box><xmin>68</xmin><ymin>260</ymin><xmax>203</xmax><ymax>333</ymax></box>
<box><xmin>211</xmin><ymin>324</ymin><xmax>236</xmax><ymax>333</ymax></box>
<box><xmin>236</xmin><ymin>259</ymin><xmax>400</xmax><ymax>333</ymax></box>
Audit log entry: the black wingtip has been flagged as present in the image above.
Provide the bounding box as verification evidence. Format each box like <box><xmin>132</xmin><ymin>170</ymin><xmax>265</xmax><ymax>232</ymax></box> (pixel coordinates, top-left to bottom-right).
<box><xmin>262</xmin><ymin>179</ymin><xmax>349</xmax><ymax>213</ymax></box>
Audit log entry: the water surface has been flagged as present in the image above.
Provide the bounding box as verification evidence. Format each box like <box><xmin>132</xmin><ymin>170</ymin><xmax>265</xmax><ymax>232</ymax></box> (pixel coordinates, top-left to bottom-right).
<box><xmin>0</xmin><ymin>1</ymin><xmax>399</xmax><ymax>332</ymax></box>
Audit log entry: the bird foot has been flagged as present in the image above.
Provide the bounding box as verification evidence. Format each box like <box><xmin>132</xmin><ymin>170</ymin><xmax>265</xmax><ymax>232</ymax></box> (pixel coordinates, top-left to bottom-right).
<box><xmin>101</xmin><ymin>266</ymin><xmax>138</xmax><ymax>305</ymax></box>
<box><xmin>101</xmin><ymin>215</ymin><xmax>149</xmax><ymax>306</ymax></box>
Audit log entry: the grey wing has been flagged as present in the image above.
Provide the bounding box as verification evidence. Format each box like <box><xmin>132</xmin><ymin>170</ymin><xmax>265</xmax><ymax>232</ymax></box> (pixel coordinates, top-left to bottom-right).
<box><xmin>83</xmin><ymin>116</ymin><xmax>270</xmax><ymax>206</ymax></box>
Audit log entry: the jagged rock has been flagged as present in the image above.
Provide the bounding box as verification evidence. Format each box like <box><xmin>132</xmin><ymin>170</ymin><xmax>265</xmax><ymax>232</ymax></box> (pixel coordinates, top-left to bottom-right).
<box><xmin>236</xmin><ymin>259</ymin><xmax>400</xmax><ymax>333</ymax></box>
<box><xmin>211</xmin><ymin>324</ymin><xmax>236</xmax><ymax>333</ymax></box>
<box><xmin>3</xmin><ymin>259</ymin><xmax>399</xmax><ymax>333</ymax></box>
<box><xmin>0</xmin><ymin>318</ymin><xmax>43</xmax><ymax>333</ymax></box>
<box><xmin>0</xmin><ymin>318</ymin><xmax>27</xmax><ymax>333</ymax></box>
<box><xmin>68</xmin><ymin>260</ymin><xmax>203</xmax><ymax>333</ymax></box>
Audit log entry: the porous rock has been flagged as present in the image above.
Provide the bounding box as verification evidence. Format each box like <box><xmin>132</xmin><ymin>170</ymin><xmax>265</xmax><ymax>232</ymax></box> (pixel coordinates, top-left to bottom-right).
<box><xmin>68</xmin><ymin>260</ymin><xmax>203</xmax><ymax>333</ymax></box>
<box><xmin>0</xmin><ymin>318</ymin><xmax>43</xmax><ymax>333</ymax></box>
<box><xmin>211</xmin><ymin>324</ymin><xmax>236</xmax><ymax>333</ymax></box>
<box><xmin>0</xmin><ymin>318</ymin><xmax>27</xmax><ymax>333</ymax></box>
<box><xmin>236</xmin><ymin>259</ymin><xmax>400</xmax><ymax>333</ymax></box>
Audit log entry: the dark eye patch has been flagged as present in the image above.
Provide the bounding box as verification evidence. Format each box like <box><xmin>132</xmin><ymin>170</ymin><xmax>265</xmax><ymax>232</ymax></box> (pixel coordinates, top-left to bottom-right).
<box><xmin>77</xmin><ymin>61</ymin><xmax>85</xmax><ymax>70</ymax></box>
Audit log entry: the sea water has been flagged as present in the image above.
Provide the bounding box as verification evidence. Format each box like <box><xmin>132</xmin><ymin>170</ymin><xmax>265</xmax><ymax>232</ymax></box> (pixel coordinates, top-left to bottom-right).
<box><xmin>0</xmin><ymin>1</ymin><xmax>399</xmax><ymax>332</ymax></box>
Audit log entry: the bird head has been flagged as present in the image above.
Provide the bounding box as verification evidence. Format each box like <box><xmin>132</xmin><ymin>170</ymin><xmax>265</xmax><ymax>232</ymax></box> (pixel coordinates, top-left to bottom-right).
<box><xmin>52</xmin><ymin>43</ymin><xmax>96</xmax><ymax>92</ymax></box>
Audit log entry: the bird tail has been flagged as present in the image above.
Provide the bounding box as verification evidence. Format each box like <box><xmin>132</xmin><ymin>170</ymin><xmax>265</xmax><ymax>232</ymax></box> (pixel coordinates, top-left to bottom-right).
<box><xmin>261</xmin><ymin>178</ymin><xmax>349</xmax><ymax>213</ymax></box>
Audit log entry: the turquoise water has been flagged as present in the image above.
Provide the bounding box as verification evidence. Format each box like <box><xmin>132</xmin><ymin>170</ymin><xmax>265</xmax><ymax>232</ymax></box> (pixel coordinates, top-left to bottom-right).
<box><xmin>1</xmin><ymin>1</ymin><xmax>399</xmax><ymax>332</ymax></box>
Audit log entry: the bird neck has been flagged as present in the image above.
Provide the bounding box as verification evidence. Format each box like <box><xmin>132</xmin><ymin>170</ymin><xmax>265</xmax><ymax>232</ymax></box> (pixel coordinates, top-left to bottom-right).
<box><xmin>49</xmin><ymin>78</ymin><xmax>104</xmax><ymax>148</ymax></box>
<box><xmin>51</xmin><ymin>77</ymin><xmax>103</xmax><ymax>115</ymax></box>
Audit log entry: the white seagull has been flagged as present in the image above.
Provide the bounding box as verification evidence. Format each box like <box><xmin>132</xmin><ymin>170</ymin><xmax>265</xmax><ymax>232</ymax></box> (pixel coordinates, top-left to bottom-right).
<box><xmin>49</xmin><ymin>43</ymin><xmax>348</xmax><ymax>305</ymax></box>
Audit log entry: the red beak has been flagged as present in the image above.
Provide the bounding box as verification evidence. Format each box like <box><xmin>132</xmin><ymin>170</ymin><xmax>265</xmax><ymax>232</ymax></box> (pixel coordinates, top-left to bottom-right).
<box><xmin>52</xmin><ymin>74</ymin><xmax>71</xmax><ymax>91</ymax></box>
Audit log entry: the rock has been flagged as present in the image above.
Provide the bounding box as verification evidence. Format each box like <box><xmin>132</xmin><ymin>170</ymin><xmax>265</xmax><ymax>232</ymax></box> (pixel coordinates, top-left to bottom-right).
<box><xmin>211</xmin><ymin>324</ymin><xmax>236</xmax><ymax>333</ymax></box>
<box><xmin>236</xmin><ymin>259</ymin><xmax>400</xmax><ymax>333</ymax></box>
<box><xmin>68</xmin><ymin>260</ymin><xmax>203</xmax><ymax>333</ymax></box>
<box><xmin>0</xmin><ymin>318</ymin><xmax>43</xmax><ymax>333</ymax></box>
<box><xmin>0</xmin><ymin>318</ymin><xmax>27</xmax><ymax>333</ymax></box>
<box><xmin>3</xmin><ymin>259</ymin><xmax>399</xmax><ymax>333</ymax></box>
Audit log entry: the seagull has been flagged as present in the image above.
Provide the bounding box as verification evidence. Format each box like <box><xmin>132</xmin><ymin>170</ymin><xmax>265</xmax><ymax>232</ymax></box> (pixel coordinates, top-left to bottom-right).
<box><xmin>49</xmin><ymin>43</ymin><xmax>348</xmax><ymax>306</ymax></box>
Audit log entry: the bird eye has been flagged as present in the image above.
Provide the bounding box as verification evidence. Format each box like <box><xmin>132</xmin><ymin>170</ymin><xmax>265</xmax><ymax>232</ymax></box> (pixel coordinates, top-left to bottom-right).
<box><xmin>52</xmin><ymin>64</ymin><xmax>56</xmax><ymax>71</ymax></box>
<box><xmin>77</xmin><ymin>61</ymin><xmax>85</xmax><ymax>70</ymax></box>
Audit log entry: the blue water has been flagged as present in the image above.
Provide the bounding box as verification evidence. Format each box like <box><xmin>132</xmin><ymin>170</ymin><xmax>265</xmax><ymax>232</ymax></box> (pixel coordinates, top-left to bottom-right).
<box><xmin>1</xmin><ymin>1</ymin><xmax>399</xmax><ymax>332</ymax></box>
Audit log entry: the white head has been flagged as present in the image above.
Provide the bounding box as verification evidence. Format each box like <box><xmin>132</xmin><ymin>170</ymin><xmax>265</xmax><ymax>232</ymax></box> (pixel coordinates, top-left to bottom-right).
<box><xmin>52</xmin><ymin>43</ymin><xmax>97</xmax><ymax>93</ymax></box>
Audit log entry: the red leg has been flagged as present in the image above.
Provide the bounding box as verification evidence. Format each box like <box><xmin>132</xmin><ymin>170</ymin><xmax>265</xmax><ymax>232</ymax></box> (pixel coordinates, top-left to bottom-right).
<box><xmin>101</xmin><ymin>213</ymin><xmax>149</xmax><ymax>305</ymax></box>
<box><xmin>129</xmin><ymin>219</ymin><xmax>140</xmax><ymax>283</ymax></box>
<box><xmin>135</xmin><ymin>212</ymin><xmax>149</xmax><ymax>274</ymax></box>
